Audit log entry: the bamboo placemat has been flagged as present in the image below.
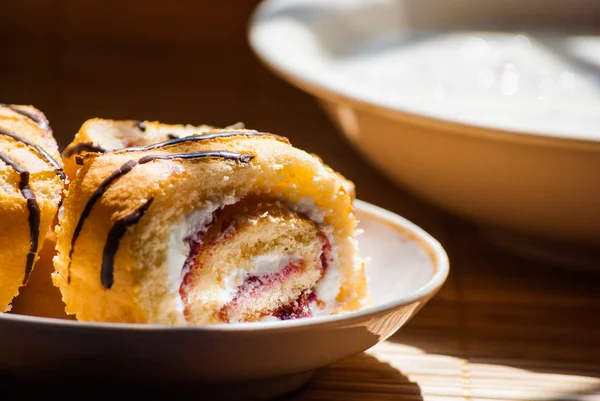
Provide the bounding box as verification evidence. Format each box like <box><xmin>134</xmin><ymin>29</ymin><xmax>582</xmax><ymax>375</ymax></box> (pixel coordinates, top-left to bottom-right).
<box><xmin>287</xmin><ymin>223</ymin><xmax>600</xmax><ymax>401</ymax></box>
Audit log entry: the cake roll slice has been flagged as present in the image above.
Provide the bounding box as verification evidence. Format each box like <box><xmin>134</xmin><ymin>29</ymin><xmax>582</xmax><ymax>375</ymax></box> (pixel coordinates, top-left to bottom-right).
<box><xmin>54</xmin><ymin>125</ymin><xmax>366</xmax><ymax>324</ymax></box>
<box><xmin>0</xmin><ymin>104</ymin><xmax>65</xmax><ymax>311</ymax></box>
<box><xmin>62</xmin><ymin>118</ymin><xmax>244</xmax><ymax>180</ymax></box>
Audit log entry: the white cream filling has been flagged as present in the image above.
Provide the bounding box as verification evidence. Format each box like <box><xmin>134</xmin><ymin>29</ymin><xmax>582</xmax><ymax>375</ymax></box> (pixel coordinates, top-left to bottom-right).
<box><xmin>253</xmin><ymin>254</ymin><xmax>300</xmax><ymax>276</ymax></box>
<box><xmin>217</xmin><ymin>254</ymin><xmax>302</xmax><ymax>309</ymax></box>
<box><xmin>165</xmin><ymin>196</ymin><xmax>238</xmax><ymax>314</ymax></box>
<box><xmin>289</xmin><ymin>198</ymin><xmax>345</xmax><ymax>314</ymax></box>
<box><xmin>288</xmin><ymin>196</ymin><xmax>325</xmax><ymax>224</ymax></box>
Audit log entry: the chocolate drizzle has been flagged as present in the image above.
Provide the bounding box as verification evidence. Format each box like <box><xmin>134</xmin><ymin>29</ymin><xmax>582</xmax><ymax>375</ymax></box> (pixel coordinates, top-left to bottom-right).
<box><xmin>137</xmin><ymin>151</ymin><xmax>253</xmax><ymax>164</ymax></box>
<box><xmin>101</xmin><ymin>198</ymin><xmax>154</xmax><ymax>289</ymax></box>
<box><xmin>62</xmin><ymin>142</ymin><xmax>107</xmax><ymax>158</ymax></box>
<box><xmin>66</xmin><ymin>150</ymin><xmax>254</xmax><ymax>286</ymax></box>
<box><xmin>0</xmin><ymin>152</ymin><xmax>40</xmax><ymax>283</ymax></box>
<box><xmin>116</xmin><ymin>130</ymin><xmax>289</xmax><ymax>153</ymax></box>
<box><xmin>1</xmin><ymin>104</ymin><xmax>49</xmax><ymax>130</ymax></box>
<box><xmin>63</xmin><ymin>129</ymin><xmax>286</xmax><ymax>160</ymax></box>
<box><xmin>0</xmin><ymin>127</ymin><xmax>65</xmax><ymax>182</ymax></box>
<box><xmin>66</xmin><ymin>159</ymin><xmax>138</xmax><ymax>283</ymax></box>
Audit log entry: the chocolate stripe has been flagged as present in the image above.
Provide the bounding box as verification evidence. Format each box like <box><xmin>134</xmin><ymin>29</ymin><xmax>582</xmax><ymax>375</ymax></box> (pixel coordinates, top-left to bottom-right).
<box><xmin>64</xmin><ymin>129</ymin><xmax>286</xmax><ymax>160</ymax></box>
<box><xmin>0</xmin><ymin>152</ymin><xmax>40</xmax><ymax>283</ymax></box>
<box><xmin>66</xmin><ymin>159</ymin><xmax>138</xmax><ymax>283</ymax></box>
<box><xmin>0</xmin><ymin>127</ymin><xmax>65</xmax><ymax>182</ymax></box>
<box><xmin>1</xmin><ymin>104</ymin><xmax>49</xmax><ymax>130</ymax></box>
<box><xmin>101</xmin><ymin>198</ymin><xmax>154</xmax><ymax>289</ymax></box>
<box><xmin>116</xmin><ymin>130</ymin><xmax>289</xmax><ymax>153</ymax></box>
<box><xmin>66</xmin><ymin>150</ymin><xmax>254</xmax><ymax>285</ymax></box>
<box><xmin>137</xmin><ymin>151</ymin><xmax>253</xmax><ymax>164</ymax></box>
<box><xmin>62</xmin><ymin>142</ymin><xmax>107</xmax><ymax>158</ymax></box>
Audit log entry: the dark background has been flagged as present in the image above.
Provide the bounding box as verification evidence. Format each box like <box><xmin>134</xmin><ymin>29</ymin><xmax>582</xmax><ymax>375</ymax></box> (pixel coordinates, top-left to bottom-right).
<box><xmin>1</xmin><ymin>1</ymin><xmax>273</xmax><ymax>142</ymax></box>
<box><xmin>0</xmin><ymin>0</ymin><xmax>442</xmax><ymax>228</ymax></box>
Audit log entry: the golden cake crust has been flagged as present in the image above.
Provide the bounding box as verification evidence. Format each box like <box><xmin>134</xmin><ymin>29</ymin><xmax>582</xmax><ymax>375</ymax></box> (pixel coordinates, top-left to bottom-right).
<box><xmin>54</xmin><ymin>127</ymin><xmax>366</xmax><ymax>324</ymax></box>
<box><xmin>0</xmin><ymin>104</ymin><xmax>64</xmax><ymax>311</ymax></box>
<box><xmin>62</xmin><ymin>118</ymin><xmax>223</xmax><ymax>180</ymax></box>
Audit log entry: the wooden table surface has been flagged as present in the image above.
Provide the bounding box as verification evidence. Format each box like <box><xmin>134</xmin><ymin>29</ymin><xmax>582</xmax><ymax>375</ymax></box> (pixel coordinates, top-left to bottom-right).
<box><xmin>1</xmin><ymin>2</ymin><xmax>600</xmax><ymax>400</ymax></box>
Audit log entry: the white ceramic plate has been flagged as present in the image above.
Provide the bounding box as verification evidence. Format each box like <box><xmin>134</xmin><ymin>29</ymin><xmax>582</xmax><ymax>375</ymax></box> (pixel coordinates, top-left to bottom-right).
<box><xmin>0</xmin><ymin>200</ymin><xmax>448</xmax><ymax>400</ymax></box>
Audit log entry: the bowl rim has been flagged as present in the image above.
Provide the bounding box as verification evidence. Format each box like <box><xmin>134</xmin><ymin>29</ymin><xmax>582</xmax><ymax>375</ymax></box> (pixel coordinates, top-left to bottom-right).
<box><xmin>248</xmin><ymin>0</ymin><xmax>600</xmax><ymax>152</ymax></box>
<box><xmin>2</xmin><ymin>199</ymin><xmax>449</xmax><ymax>333</ymax></box>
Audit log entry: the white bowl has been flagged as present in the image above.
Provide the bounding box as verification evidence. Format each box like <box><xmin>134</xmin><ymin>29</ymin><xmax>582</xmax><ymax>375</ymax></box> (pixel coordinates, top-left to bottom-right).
<box><xmin>0</xmin><ymin>200</ymin><xmax>448</xmax><ymax>400</ymax></box>
<box><xmin>248</xmin><ymin>0</ymin><xmax>600</xmax><ymax>262</ymax></box>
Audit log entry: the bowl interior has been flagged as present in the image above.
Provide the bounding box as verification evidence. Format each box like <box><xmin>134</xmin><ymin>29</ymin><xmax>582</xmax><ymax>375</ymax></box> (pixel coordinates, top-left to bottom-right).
<box><xmin>249</xmin><ymin>0</ymin><xmax>600</xmax><ymax>141</ymax></box>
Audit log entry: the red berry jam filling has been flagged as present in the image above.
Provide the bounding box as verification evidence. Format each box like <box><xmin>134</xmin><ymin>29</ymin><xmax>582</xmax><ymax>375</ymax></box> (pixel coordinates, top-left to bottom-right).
<box><xmin>216</xmin><ymin>235</ymin><xmax>332</xmax><ymax>322</ymax></box>
<box><xmin>318</xmin><ymin>231</ymin><xmax>332</xmax><ymax>274</ymax></box>
<box><xmin>218</xmin><ymin>261</ymin><xmax>306</xmax><ymax>322</ymax></box>
<box><xmin>273</xmin><ymin>290</ymin><xmax>317</xmax><ymax>320</ymax></box>
<box><xmin>178</xmin><ymin>210</ymin><xmax>222</xmax><ymax>306</ymax></box>
<box><xmin>177</xmin><ymin>199</ymin><xmax>334</xmax><ymax>323</ymax></box>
